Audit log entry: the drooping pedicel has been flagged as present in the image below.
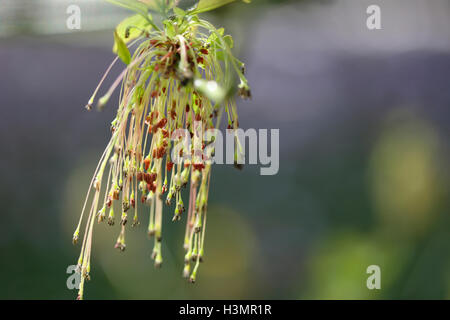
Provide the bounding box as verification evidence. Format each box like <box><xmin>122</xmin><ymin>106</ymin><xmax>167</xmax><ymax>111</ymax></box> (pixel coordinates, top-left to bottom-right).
<box><xmin>71</xmin><ymin>1</ymin><xmax>250</xmax><ymax>300</ymax></box>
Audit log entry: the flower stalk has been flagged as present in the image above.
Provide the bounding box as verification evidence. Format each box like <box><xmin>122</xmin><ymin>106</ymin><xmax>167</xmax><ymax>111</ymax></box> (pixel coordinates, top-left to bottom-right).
<box><xmin>72</xmin><ymin>0</ymin><xmax>251</xmax><ymax>299</ymax></box>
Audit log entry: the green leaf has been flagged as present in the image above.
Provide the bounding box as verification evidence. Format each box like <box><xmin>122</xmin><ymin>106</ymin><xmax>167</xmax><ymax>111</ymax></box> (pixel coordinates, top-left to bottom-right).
<box><xmin>139</xmin><ymin>0</ymin><xmax>168</xmax><ymax>12</ymax></box>
<box><xmin>173</xmin><ymin>7</ymin><xmax>187</xmax><ymax>17</ymax></box>
<box><xmin>194</xmin><ymin>79</ymin><xmax>226</xmax><ymax>103</ymax></box>
<box><xmin>176</xmin><ymin>0</ymin><xmax>200</xmax><ymax>11</ymax></box>
<box><xmin>215</xmin><ymin>50</ymin><xmax>225</xmax><ymax>61</ymax></box>
<box><xmin>206</xmin><ymin>28</ymin><xmax>229</xmax><ymax>61</ymax></box>
<box><xmin>215</xmin><ymin>27</ymin><xmax>224</xmax><ymax>36</ymax></box>
<box><xmin>113</xmin><ymin>30</ymin><xmax>132</xmax><ymax>65</ymax></box>
<box><xmin>113</xmin><ymin>14</ymin><xmax>150</xmax><ymax>52</ymax></box>
<box><xmin>223</xmin><ymin>34</ymin><xmax>233</xmax><ymax>49</ymax></box>
<box><xmin>105</xmin><ymin>0</ymin><xmax>149</xmax><ymax>15</ymax></box>
<box><xmin>163</xmin><ymin>20</ymin><xmax>176</xmax><ymax>38</ymax></box>
<box><xmin>191</xmin><ymin>0</ymin><xmax>250</xmax><ymax>14</ymax></box>
<box><xmin>207</xmin><ymin>27</ymin><xmax>224</xmax><ymax>46</ymax></box>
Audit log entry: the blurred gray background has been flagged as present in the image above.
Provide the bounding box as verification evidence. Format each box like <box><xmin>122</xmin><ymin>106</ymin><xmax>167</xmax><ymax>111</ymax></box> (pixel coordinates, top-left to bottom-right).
<box><xmin>0</xmin><ymin>0</ymin><xmax>449</xmax><ymax>299</ymax></box>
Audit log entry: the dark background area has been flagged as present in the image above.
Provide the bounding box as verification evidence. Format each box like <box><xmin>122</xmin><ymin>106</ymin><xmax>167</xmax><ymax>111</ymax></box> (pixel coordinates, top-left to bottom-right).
<box><xmin>0</xmin><ymin>0</ymin><xmax>449</xmax><ymax>299</ymax></box>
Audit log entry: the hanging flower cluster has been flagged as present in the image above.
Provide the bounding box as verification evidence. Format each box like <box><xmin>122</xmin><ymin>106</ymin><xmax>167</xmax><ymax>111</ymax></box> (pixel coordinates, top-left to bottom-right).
<box><xmin>72</xmin><ymin>0</ymin><xmax>251</xmax><ymax>300</ymax></box>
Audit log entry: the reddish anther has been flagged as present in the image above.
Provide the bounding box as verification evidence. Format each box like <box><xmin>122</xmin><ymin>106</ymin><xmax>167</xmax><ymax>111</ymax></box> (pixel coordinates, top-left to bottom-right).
<box><xmin>147</xmin><ymin>183</ymin><xmax>156</xmax><ymax>193</ymax></box>
<box><xmin>144</xmin><ymin>158</ymin><xmax>151</xmax><ymax>171</ymax></box>
<box><xmin>144</xmin><ymin>173</ymin><xmax>157</xmax><ymax>185</ymax></box>
<box><xmin>158</xmin><ymin>118</ymin><xmax>167</xmax><ymax>128</ymax></box>
<box><xmin>193</xmin><ymin>163</ymin><xmax>205</xmax><ymax>171</ymax></box>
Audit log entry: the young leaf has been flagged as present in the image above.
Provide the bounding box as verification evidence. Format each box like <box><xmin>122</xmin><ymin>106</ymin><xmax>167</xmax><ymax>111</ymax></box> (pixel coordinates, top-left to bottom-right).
<box><xmin>105</xmin><ymin>0</ymin><xmax>149</xmax><ymax>16</ymax></box>
<box><xmin>206</xmin><ymin>28</ymin><xmax>229</xmax><ymax>61</ymax></box>
<box><xmin>113</xmin><ymin>14</ymin><xmax>150</xmax><ymax>52</ymax></box>
<box><xmin>163</xmin><ymin>20</ymin><xmax>176</xmax><ymax>38</ymax></box>
<box><xmin>113</xmin><ymin>30</ymin><xmax>132</xmax><ymax>65</ymax></box>
<box><xmin>176</xmin><ymin>0</ymin><xmax>200</xmax><ymax>11</ymax></box>
<box><xmin>191</xmin><ymin>0</ymin><xmax>250</xmax><ymax>14</ymax></box>
<box><xmin>139</xmin><ymin>0</ymin><xmax>172</xmax><ymax>12</ymax></box>
<box><xmin>173</xmin><ymin>7</ymin><xmax>187</xmax><ymax>17</ymax></box>
<box><xmin>207</xmin><ymin>27</ymin><xmax>224</xmax><ymax>46</ymax></box>
<box><xmin>223</xmin><ymin>35</ymin><xmax>234</xmax><ymax>49</ymax></box>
